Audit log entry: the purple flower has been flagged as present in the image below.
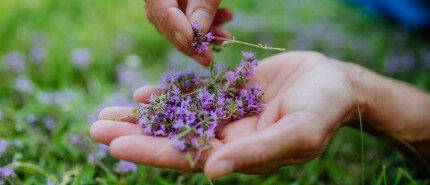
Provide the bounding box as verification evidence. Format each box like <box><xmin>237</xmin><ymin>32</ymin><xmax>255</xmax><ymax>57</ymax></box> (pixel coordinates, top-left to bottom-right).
<box><xmin>192</xmin><ymin>22</ymin><xmax>199</xmax><ymax>30</ymax></box>
<box><xmin>0</xmin><ymin>139</ymin><xmax>7</xmax><ymax>157</ymax></box>
<box><xmin>173</xmin><ymin>119</ymin><xmax>185</xmax><ymax>129</ymax></box>
<box><xmin>97</xmin><ymin>143</ymin><xmax>110</xmax><ymax>158</ymax></box>
<box><xmin>0</xmin><ymin>165</ymin><xmax>16</xmax><ymax>182</ymax></box>
<box><xmin>70</xmin><ymin>135</ymin><xmax>80</xmax><ymax>144</ymax></box>
<box><xmin>242</xmin><ymin>51</ymin><xmax>254</xmax><ymax>59</ymax></box>
<box><xmin>136</xmin><ymin>50</ymin><xmax>264</xmax><ymax>158</ymax></box>
<box><xmin>47</xmin><ymin>180</ymin><xmax>56</xmax><ymax>185</ymax></box>
<box><xmin>191</xmin><ymin>22</ymin><xmax>214</xmax><ymax>54</ymax></box>
<box><xmin>205</xmin><ymin>32</ymin><xmax>214</xmax><ymax>42</ymax></box>
<box><xmin>13</xmin><ymin>139</ymin><xmax>22</xmax><ymax>148</ymax></box>
<box><xmin>4</xmin><ymin>51</ymin><xmax>26</xmax><ymax>73</ymax></box>
<box><xmin>115</xmin><ymin>160</ymin><xmax>137</xmax><ymax>174</ymax></box>
<box><xmin>14</xmin><ymin>75</ymin><xmax>35</xmax><ymax>94</ymax></box>
<box><xmin>44</xmin><ymin>117</ymin><xmax>55</xmax><ymax>131</ymax></box>
<box><xmin>26</xmin><ymin>114</ymin><xmax>37</xmax><ymax>123</ymax></box>
<box><xmin>171</xmin><ymin>139</ymin><xmax>186</xmax><ymax>151</ymax></box>
<box><xmin>70</xmin><ymin>48</ymin><xmax>93</xmax><ymax>69</ymax></box>
<box><xmin>30</xmin><ymin>45</ymin><xmax>45</xmax><ymax>62</ymax></box>
<box><xmin>87</xmin><ymin>154</ymin><xmax>95</xmax><ymax>164</ymax></box>
<box><xmin>384</xmin><ymin>51</ymin><xmax>416</xmax><ymax>74</ymax></box>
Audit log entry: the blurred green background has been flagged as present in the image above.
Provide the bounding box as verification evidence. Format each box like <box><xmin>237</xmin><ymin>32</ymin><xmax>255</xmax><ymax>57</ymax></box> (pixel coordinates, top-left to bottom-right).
<box><xmin>1</xmin><ymin>0</ymin><xmax>429</xmax><ymax>184</ymax></box>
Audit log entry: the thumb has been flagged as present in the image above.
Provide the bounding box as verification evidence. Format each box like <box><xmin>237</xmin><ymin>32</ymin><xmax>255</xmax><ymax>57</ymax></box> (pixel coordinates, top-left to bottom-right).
<box><xmin>186</xmin><ymin>0</ymin><xmax>222</xmax><ymax>33</ymax></box>
<box><xmin>203</xmin><ymin>114</ymin><xmax>323</xmax><ymax>179</ymax></box>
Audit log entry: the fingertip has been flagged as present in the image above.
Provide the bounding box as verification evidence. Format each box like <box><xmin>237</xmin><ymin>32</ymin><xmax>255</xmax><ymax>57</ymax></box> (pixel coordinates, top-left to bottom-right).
<box><xmin>89</xmin><ymin>120</ymin><xmax>104</xmax><ymax>142</ymax></box>
<box><xmin>90</xmin><ymin>120</ymin><xmax>142</xmax><ymax>145</ymax></box>
<box><xmin>213</xmin><ymin>8</ymin><xmax>234</xmax><ymax>25</ymax></box>
<box><xmin>133</xmin><ymin>85</ymin><xmax>163</xmax><ymax>103</ymax></box>
<box><xmin>98</xmin><ymin>106</ymin><xmax>137</xmax><ymax>123</ymax></box>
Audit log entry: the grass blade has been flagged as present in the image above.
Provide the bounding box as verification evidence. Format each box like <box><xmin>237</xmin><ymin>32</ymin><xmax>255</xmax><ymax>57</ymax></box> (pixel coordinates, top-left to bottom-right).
<box><xmin>357</xmin><ymin>104</ymin><xmax>364</xmax><ymax>185</ymax></box>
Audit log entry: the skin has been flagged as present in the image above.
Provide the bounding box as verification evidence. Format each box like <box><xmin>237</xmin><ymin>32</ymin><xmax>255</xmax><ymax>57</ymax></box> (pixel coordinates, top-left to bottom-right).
<box><xmin>91</xmin><ymin>0</ymin><xmax>430</xmax><ymax>180</ymax></box>
<box><xmin>142</xmin><ymin>0</ymin><xmax>233</xmax><ymax>66</ymax></box>
<box><xmin>90</xmin><ymin>51</ymin><xmax>430</xmax><ymax>179</ymax></box>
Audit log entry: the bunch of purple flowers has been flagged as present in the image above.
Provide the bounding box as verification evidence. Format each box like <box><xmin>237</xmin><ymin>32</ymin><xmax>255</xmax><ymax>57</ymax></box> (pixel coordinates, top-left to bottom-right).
<box><xmin>136</xmin><ymin>51</ymin><xmax>264</xmax><ymax>166</ymax></box>
<box><xmin>191</xmin><ymin>22</ymin><xmax>214</xmax><ymax>54</ymax></box>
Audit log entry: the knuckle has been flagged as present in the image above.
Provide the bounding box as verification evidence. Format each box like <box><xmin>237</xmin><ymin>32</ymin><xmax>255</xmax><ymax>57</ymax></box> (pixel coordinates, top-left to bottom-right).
<box><xmin>304</xmin><ymin>51</ymin><xmax>327</xmax><ymax>62</ymax></box>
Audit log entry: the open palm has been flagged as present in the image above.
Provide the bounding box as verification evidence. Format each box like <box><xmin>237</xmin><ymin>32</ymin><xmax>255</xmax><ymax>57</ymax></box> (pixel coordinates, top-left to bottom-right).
<box><xmin>90</xmin><ymin>51</ymin><xmax>361</xmax><ymax>179</ymax></box>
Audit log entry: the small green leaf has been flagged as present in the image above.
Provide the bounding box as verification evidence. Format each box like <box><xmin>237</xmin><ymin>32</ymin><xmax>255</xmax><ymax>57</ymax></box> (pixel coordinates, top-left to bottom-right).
<box><xmin>131</xmin><ymin>108</ymin><xmax>137</xmax><ymax>114</ymax></box>
<box><xmin>185</xmin><ymin>153</ymin><xmax>193</xmax><ymax>166</ymax></box>
<box><xmin>196</xmin><ymin>103</ymin><xmax>202</xmax><ymax>110</ymax></box>
<box><xmin>203</xmin><ymin>145</ymin><xmax>213</xmax><ymax>151</ymax></box>
<box><xmin>229</xmin><ymin>101</ymin><xmax>235</xmax><ymax>110</ymax></box>
<box><xmin>258</xmin><ymin>43</ymin><xmax>264</xmax><ymax>48</ymax></box>
<box><xmin>162</xmin><ymin>118</ymin><xmax>168</xmax><ymax>125</ymax></box>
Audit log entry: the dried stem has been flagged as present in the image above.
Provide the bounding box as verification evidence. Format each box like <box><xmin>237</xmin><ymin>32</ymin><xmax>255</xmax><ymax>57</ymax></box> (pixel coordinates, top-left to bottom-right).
<box><xmin>214</xmin><ymin>36</ymin><xmax>286</xmax><ymax>51</ymax></box>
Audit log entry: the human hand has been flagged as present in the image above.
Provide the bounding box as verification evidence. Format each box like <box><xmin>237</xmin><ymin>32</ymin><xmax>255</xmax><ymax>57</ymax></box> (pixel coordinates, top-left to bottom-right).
<box><xmin>90</xmin><ymin>51</ymin><xmax>368</xmax><ymax>179</ymax></box>
<box><xmin>143</xmin><ymin>0</ymin><xmax>233</xmax><ymax>66</ymax></box>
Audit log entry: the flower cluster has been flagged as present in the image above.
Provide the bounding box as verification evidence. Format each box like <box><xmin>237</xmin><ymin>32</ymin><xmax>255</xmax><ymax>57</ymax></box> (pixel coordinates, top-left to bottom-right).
<box><xmin>0</xmin><ymin>165</ymin><xmax>16</xmax><ymax>184</ymax></box>
<box><xmin>191</xmin><ymin>22</ymin><xmax>214</xmax><ymax>54</ymax></box>
<box><xmin>115</xmin><ymin>160</ymin><xmax>138</xmax><ymax>174</ymax></box>
<box><xmin>136</xmin><ymin>51</ymin><xmax>264</xmax><ymax>165</ymax></box>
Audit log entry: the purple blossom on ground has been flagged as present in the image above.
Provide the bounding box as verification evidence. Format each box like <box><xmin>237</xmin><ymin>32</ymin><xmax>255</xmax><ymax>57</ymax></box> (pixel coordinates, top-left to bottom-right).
<box><xmin>26</xmin><ymin>114</ymin><xmax>37</xmax><ymax>123</ymax></box>
<box><xmin>13</xmin><ymin>139</ymin><xmax>22</xmax><ymax>148</ymax></box>
<box><xmin>87</xmin><ymin>153</ymin><xmax>95</xmax><ymax>164</ymax></box>
<box><xmin>44</xmin><ymin>117</ymin><xmax>55</xmax><ymax>131</ymax></box>
<box><xmin>97</xmin><ymin>143</ymin><xmax>109</xmax><ymax>158</ymax></box>
<box><xmin>116</xmin><ymin>54</ymin><xmax>143</xmax><ymax>85</ymax></box>
<box><xmin>0</xmin><ymin>140</ymin><xmax>7</xmax><ymax>157</ymax></box>
<box><xmin>69</xmin><ymin>135</ymin><xmax>80</xmax><ymax>144</ymax></box>
<box><xmin>47</xmin><ymin>180</ymin><xmax>56</xmax><ymax>185</ymax></box>
<box><xmin>70</xmin><ymin>48</ymin><xmax>93</xmax><ymax>69</ymax></box>
<box><xmin>191</xmin><ymin>22</ymin><xmax>214</xmax><ymax>54</ymax></box>
<box><xmin>384</xmin><ymin>51</ymin><xmax>416</xmax><ymax>74</ymax></box>
<box><xmin>87</xmin><ymin>143</ymin><xmax>110</xmax><ymax>164</ymax></box>
<box><xmin>0</xmin><ymin>165</ymin><xmax>16</xmax><ymax>183</ymax></box>
<box><xmin>14</xmin><ymin>75</ymin><xmax>35</xmax><ymax>94</ymax></box>
<box><xmin>115</xmin><ymin>160</ymin><xmax>138</xmax><ymax>174</ymax></box>
<box><xmin>4</xmin><ymin>51</ymin><xmax>26</xmax><ymax>73</ymax></box>
<box><xmin>30</xmin><ymin>45</ymin><xmax>45</xmax><ymax>62</ymax></box>
<box><xmin>37</xmin><ymin>90</ymin><xmax>75</xmax><ymax>106</ymax></box>
<box><xmin>136</xmin><ymin>51</ymin><xmax>264</xmax><ymax>164</ymax></box>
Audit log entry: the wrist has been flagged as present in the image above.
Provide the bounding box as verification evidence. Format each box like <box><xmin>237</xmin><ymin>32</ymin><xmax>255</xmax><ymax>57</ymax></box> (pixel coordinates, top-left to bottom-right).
<box><xmin>328</xmin><ymin>59</ymin><xmax>375</xmax><ymax>127</ymax></box>
<box><xmin>344</xmin><ymin>62</ymin><xmax>430</xmax><ymax>144</ymax></box>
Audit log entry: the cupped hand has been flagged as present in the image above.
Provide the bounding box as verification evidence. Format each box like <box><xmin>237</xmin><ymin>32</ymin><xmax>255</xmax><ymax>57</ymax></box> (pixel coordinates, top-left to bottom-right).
<box><xmin>143</xmin><ymin>0</ymin><xmax>233</xmax><ymax>66</ymax></box>
<box><xmin>90</xmin><ymin>51</ymin><xmax>366</xmax><ymax>179</ymax></box>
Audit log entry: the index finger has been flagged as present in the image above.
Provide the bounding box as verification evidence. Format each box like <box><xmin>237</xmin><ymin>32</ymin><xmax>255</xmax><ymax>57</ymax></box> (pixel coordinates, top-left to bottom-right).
<box><xmin>144</xmin><ymin>0</ymin><xmax>214</xmax><ymax>66</ymax></box>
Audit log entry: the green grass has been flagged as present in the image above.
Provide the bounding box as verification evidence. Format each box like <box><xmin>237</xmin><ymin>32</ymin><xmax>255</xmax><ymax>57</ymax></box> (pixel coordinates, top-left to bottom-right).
<box><xmin>1</xmin><ymin>0</ymin><xmax>429</xmax><ymax>184</ymax></box>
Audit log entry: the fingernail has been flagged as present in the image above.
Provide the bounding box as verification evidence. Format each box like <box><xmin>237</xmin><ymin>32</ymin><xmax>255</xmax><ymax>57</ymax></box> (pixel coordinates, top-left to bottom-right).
<box><xmin>191</xmin><ymin>54</ymin><xmax>208</xmax><ymax>66</ymax></box>
<box><xmin>208</xmin><ymin>160</ymin><xmax>234</xmax><ymax>179</ymax></box>
<box><xmin>190</xmin><ymin>9</ymin><xmax>210</xmax><ymax>27</ymax></box>
<box><xmin>173</xmin><ymin>31</ymin><xmax>188</xmax><ymax>47</ymax></box>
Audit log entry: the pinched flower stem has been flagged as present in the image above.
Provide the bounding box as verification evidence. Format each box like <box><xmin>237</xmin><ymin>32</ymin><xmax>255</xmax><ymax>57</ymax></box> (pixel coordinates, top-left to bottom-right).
<box><xmin>215</xmin><ymin>36</ymin><xmax>286</xmax><ymax>51</ymax></box>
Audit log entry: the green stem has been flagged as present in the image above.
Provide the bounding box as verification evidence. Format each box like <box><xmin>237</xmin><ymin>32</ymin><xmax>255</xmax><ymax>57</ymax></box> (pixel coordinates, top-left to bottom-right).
<box><xmin>11</xmin><ymin>162</ymin><xmax>52</xmax><ymax>178</ymax></box>
<box><xmin>357</xmin><ymin>105</ymin><xmax>364</xmax><ymax>185</ymax></box>
<box><xmin>214</xmin><ymin>36</ymin><xmax>286</xmax><ymax>51</ymax></box>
